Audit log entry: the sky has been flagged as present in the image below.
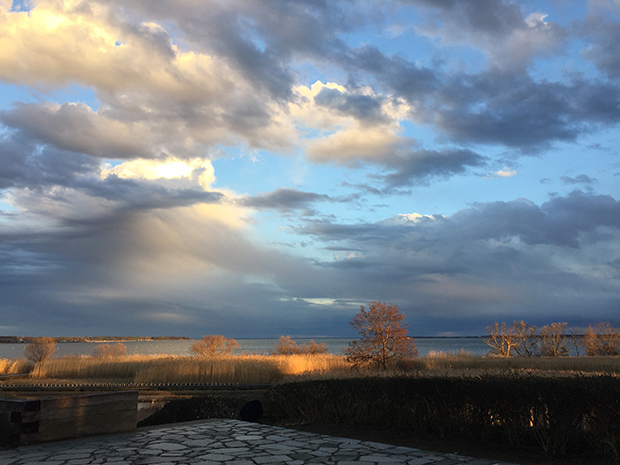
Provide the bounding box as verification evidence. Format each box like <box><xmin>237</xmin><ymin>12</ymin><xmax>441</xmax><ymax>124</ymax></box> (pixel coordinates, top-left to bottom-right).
<box><xmin>1</xmin><ymin>0</ymin><xmax>620</xmax><ymax>338</ymax></box>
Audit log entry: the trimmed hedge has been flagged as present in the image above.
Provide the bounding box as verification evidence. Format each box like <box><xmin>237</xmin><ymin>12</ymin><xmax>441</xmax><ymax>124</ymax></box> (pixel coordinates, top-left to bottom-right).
<box><xmin>265</xmin><ymin>374</ymin><xmax>620</xmax><ymax>461</ymax></box>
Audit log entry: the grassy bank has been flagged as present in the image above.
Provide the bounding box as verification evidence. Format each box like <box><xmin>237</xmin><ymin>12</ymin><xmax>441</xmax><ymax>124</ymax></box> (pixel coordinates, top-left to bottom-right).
<box><xmin>4</xmin><ymin>352</ymin><xmax>620</xmax><ymax>384</ymax></box>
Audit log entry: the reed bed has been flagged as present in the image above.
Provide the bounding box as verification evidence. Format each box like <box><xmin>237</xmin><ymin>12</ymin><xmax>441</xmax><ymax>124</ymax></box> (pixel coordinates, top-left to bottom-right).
<box><xmin>29</xmin><ymin>354</ymin><xmax>349</xmax><ymax>384</ymax></box>
<box><xmin>0</xmin><ymin>358</ymin><xmax>31</xmax><ymax>374</ymax></box>
<box><xmin>413</xmin><ymin>352</ymin><xmax>620</xmax><ymax>373</ymax></box>
<box><xmin>17</xmin><ymin>352</ymin><xmax>620</xmax><ymax>385</ymax></box>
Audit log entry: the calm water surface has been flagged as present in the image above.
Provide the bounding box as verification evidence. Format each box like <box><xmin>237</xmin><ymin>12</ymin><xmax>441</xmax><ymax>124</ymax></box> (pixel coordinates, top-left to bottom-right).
<box><xmin>0</xmin><ymin>337</ymin><xmax>490</xmax><ymax>359</ymax></box>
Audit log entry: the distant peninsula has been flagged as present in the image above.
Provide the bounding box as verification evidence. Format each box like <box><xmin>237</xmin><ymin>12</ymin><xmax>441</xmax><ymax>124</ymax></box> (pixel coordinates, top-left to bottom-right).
<box><xmin>0</xmin><ymin>336</ymin><xmax>191</xmax><ymax>344</ymax></box>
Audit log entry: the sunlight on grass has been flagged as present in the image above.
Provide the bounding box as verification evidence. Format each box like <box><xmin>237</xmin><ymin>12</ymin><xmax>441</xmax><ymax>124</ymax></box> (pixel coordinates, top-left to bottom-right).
<box><xmin>6</xmin><ymin>352</ymin><xmax>620</xmax><ymax>385</ymax></box>
<box><xmin>26</xmin><ymin>354</ymin><xmax>349</xmax><ymax>384</ymax></box>
<box><xmin>0</xmin><ymin>358</ymin><xmax>31</xmax><ymax>374</ymax></box>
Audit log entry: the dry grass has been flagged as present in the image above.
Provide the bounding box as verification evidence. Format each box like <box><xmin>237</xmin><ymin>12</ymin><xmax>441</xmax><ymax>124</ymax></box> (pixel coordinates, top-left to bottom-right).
<box><xmin>29</xmin><ymin>354</ymin><xmax>349</xmax><ymax>384</ymax></box>
<box><xmin>0</xmin><ymin>358</ymin><xmax>31</xmax><ymax>375</ymax></box>
<box><xmin>13</xmin><ymin>352</ymin><xmax>620</xmax><ymax>385</ymax></box>
<box><xmin>412</xmin><ymin>352</ymin><xmax>620</xmax><ymax>373</ymax></box>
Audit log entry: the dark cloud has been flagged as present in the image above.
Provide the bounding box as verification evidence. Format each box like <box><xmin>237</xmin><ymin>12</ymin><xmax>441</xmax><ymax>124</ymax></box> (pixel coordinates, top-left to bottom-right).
<box><xmin>433</xmin><ymin>73</ymin><xmax>620</xmax><ymax>149</ymax></box>
<box><xmin>406</xmin><ymin>0</ymin><xmax>524</xmax><ymax>37</ymax></box>
<box><xmin>580</xmin><ymin>14</ymin><xmax>620</xmax><ymax>79</ymax></box>
<box><xmin>0</xmin><ymin>132</ymin><xmax>224</xmax><ymax>213</ymax></box>
<box><xmin>292</xmin><ymin>191</ymin><xmax>620</xmax><ymax>327</ymax></box>
<box><xmin>0</xmin><ymin>136</ymin><xmax>100</xmax><ymax>190</ymax></box>
<box><xmin>1</xmin><ymin>103</ymin><xmax>150</xmax><ymax>159</ymax></box>
<box><xmin>382</xmin><ymin>148</ymin><xmax>486</xmax><ymax>188</ymax></box>
<box><xmin>314</xmin><ymin>87</ymin><xmax>387</xmax><ymax>123</ymax></box>
<box><xmin>406</xmin><ymin>0</ymin><xmax>567</xmax><ymax>71</ymax></box>
<box><xmin>561</xmin><ymin>174</ymin><xmax>596</xmax><ymax>185</ymax></box>
<box><xmin>347</xmin><ymin>45</ymin><xmax>439</xmax><ymax>102</ymax></box>
<box><xmin>238</xmin><ymin>188</ymin><xmax>331</xmax><ymax>212</ymax></box>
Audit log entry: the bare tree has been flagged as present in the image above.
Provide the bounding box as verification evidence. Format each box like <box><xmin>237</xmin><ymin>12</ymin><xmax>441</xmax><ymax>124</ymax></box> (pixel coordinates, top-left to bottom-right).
<box><xmin>568</xmin><ymin>327</ymin><xmax>582</xmax><ymax>356</ymax></box>
<box><xmin>583</xmin><ymin>323</ymin><xmax>620</xmax><ymax>356</ymax></box>
<box><xmin>191</xmin><ymin>335</ymin><xmax>239</xmax><ymax>357</ymax></box>
<box><xmin>512</xmin><ymin>321</ymin><xmax>538</xmax><ymax>357</ymax></box>
<box><xmin>344</xmin><ymin>301</ymin><xmax>418</xmax><ymax>370</ymax></box>
<box><xmin>24</xmin><ymin>337</ymin><xmax>57</xmax><ymax>364</ymax></box>
<box><xmin>539</xmin><ymin>322</ymin><xmax>568</xmax><ymax>357</ymax></box>
<box><xmin>92</xmin><ymin>343</ymin><xmax>127</xmax><ymax>358</ymax></box>
<box><xmin>270</xmin><ymin>336</ymin><xmax>328</xmax><ymax>355</ymax></box>
<box><xmin>485</xmin><ymin>322</ymin><xmax>517</xmax><ymax>357</ymax></box>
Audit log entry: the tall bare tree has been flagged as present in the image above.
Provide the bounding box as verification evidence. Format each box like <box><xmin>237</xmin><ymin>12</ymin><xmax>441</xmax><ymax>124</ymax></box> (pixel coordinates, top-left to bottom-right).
<box><xmin>485</xmin><ymin>322</ymin><xmax>517</xmax><ymax>357</ymax></box>
<box><xmin>583</xmin><ymin>323</ymin><xmax>620</xmax><ymax>356</ymax></box>
<box><xmin>512</xmin><ymin>321</ymin><xmax>538</xmax><ymax>357</ymax></box>
<box><xmin>539</xmin><ymin>322</ymin><xmax>568</xmax><ymax>357</ymax></box>
<box><xmin>344</xmin><ymin>301</ymin><xmax>418</xmax><ymax>369</ymax></box>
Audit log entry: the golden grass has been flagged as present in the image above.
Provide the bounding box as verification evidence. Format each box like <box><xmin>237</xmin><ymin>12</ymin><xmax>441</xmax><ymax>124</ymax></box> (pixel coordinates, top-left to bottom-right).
<box><xmin>0</xmin><ymin>358</ymin><xmax>31</xmax><ymax>375</ymax></box>
<box><xmin>29</xmin><ymin>354</ymin><xmax>349</xmax><ymax>384</ymax></box>
<box><xmin>14</xmin><ymin>352</ymin><xmax>620</xmax><ymax>385</ymax></box>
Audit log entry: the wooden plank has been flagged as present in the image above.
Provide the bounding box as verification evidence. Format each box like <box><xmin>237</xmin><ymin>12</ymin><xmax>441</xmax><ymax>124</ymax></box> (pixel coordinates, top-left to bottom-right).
<box><xmin>0</xmin><ymin>399</ymin><xmax>40</xmax><ymax>412</ymax></box>
<box><xmin>1</xmin><ymin>392</ymin><xmax>138</xmax><ymax>445</ymax></box>
<box><xmin>39</xmin><ymin>391</ymin><xmax>137</xmax><ymax>410</ymax></box>
<box><xmin>18</xmin><ymin>400</ymin><xmax>136</xmax><ymax>422</ymax></box>
<box><xmin>22</xmin><ymin>410</ymin><xmax>136</xmax><ymax>443</ymax></box>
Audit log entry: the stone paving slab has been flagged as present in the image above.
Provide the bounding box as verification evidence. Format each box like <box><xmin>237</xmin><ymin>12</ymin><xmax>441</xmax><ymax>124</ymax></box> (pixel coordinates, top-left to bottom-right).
<box><xmin>0</xmin><ymin>419</ymin><xmax>519</xmax><ymax>465</ymax></box>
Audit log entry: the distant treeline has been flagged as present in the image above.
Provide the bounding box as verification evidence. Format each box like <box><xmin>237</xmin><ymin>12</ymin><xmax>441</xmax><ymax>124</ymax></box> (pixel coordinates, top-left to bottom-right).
<box><xmin>0</xmin><ymin>336</ymin><xmax>191</xmax><ymax>344</ymax></box>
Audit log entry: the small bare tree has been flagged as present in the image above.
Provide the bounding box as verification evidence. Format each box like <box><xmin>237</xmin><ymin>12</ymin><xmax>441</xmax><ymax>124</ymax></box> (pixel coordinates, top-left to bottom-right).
<box><xmin>92</xmin><ymin>343</ymin><xmax>127</xmax><ymax>358</ymax></box>
<box><xmin>512</xmin><ymin>321</ymin><xmax>538</xmax><ymax>357</ymax></box>
<box><xmin>539</xmin><ymin>322</ymin><xmax>568</xmax><ymax>357</ymax></box>
<box><xmin>191</xmin><ymin>335</ymin><xmax>239</xmax><ymax>357</ymax></box>
<box><xmin>24</xmin><ymin>337</ymin><xmax>57</xmax><ymax>364</ymax></box>
<box><xmin>485</xmin><ymin>322</ymin><xmax>518</xmax><ymax>357</ymax></box>
<box><xmin>344</xmin><ymin>301</ymin><xmax>418</xmax><ymax>370</ymax></box>
<box><xmin>583</xmin><ymin>323</ymin><xmax>620</xmax><ymax>356</ymax></box>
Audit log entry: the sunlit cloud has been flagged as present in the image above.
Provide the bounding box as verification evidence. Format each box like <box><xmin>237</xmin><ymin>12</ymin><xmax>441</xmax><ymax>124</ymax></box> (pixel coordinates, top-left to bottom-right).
<box><xmin>102</xmin><ymin>158</ymin><xmax>216</xmax><ymax>190</ymax></box>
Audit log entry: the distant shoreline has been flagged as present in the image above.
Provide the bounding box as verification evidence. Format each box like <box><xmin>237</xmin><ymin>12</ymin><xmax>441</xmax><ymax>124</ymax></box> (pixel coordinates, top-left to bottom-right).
<box><xmin>0</xmin><ymin>336</ymin><xmax>192</xmax><ymax>344</ymax></box>
<box><xmin>0</xmin><ymin>335</ymin><xmax>487</xmax><ymax>344</ymax></box>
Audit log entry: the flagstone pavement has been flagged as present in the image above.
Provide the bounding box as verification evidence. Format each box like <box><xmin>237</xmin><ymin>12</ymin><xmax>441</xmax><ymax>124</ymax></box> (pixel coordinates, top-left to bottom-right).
<box><xmin>0</xmin><ymin>418</ymin><xmax>519</xmax><ymax>465</ymax></box>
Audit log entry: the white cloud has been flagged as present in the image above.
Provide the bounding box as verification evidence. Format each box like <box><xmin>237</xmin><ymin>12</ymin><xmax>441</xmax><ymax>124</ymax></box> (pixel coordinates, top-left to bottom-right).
<box><xmin>496</xmin><ymin>167</ymin><xmax>517</xmax><ymax>178</ymax></box>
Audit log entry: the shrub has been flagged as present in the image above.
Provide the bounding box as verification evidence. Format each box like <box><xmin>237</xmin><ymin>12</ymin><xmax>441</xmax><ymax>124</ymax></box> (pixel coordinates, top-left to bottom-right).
<box><xmin>92</xmin><ymin>343</ymin><xmax>127</xmax><ymax>358</ymax></box>
<box><xmin>24</xmin><ymin>337</ymin><xmax>57</xmax><ymax>364</ymax></box>
<box><xmin>266</xmin><ymin>374</ymin><xmax>620</xmax><ymax>461</ymax></box>
<box><xmin>191</xmin><ymin>335</ymin><xmax>239</xmax><ymax>357</ymax></box>
<box><xmin>270</xmin><ymin>336</ymin><xmax>328</xmax><ymax>355</ymax></box>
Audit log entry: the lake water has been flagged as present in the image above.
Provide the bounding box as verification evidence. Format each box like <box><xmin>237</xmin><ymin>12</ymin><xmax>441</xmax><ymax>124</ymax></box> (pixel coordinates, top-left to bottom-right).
<box><xmin>0</xmin><ymin>337</ymin><xmax>490</xmax><ymax>359</ymax></box>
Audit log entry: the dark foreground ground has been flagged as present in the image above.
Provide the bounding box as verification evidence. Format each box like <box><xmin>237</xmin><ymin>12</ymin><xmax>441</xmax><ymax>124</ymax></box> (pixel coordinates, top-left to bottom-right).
<box><xmin>276</xmin><ymin>422</ymin><xmax>613</xmax><ymax>465</ymax></box>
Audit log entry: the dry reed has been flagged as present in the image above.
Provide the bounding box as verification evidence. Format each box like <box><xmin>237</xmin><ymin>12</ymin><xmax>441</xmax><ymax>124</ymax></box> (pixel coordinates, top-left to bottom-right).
<box><xmin>30</xmin><ymin>354</ymin><xmax>349</xmax><ymax>384</ymax></box>
<box><xmin>19</xmin><ymin>352</ymin><xmax>620</xmax><ymax>385</ymax></box>
<box><xmin>0</xmin><ymin>358</ymin><xmax>31</xmax><ymax>374</ymax></box>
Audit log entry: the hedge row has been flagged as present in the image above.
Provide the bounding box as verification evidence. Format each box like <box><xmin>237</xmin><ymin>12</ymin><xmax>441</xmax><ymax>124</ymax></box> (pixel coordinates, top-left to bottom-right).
<box><xmin>265</xmin><ymin>375</ymin><xmax>620</xmax><ymax>461</ymax></box>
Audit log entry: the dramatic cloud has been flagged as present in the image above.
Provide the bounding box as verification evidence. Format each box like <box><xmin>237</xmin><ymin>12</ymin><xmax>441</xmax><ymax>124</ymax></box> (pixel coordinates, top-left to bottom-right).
<box><xmin>1</xmin><ymin>0</ymin><xmax>619</xmax><ymax>337</ymax></box>
<box><xmin>410</xmin><ymin>0</ymin><xmax>567</xmax><ymax>70</ymax></box>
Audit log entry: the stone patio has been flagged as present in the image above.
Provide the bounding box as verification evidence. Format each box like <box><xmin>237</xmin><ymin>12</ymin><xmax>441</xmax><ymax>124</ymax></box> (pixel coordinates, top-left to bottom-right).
<box><xmin>0</xmin><ymin>418</ymin><xmax>519</xmax><ymax>465</ymax></box>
